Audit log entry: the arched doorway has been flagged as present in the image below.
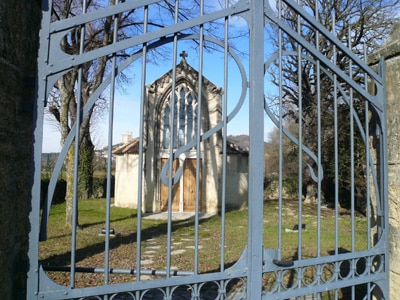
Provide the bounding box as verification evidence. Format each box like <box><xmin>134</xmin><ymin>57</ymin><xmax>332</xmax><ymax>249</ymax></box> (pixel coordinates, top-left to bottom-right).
<box><xmin>160</xmin><ymin>83</ymin><xmax>202</xmax><ymax>212</ymax></box>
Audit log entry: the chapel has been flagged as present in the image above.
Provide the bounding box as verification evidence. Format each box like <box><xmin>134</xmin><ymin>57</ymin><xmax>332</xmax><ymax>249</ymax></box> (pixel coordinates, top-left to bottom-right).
<box><xmin>113</xmin><ymin>53</ymin><xmax>248</xmax><ymax>214</ymax></box>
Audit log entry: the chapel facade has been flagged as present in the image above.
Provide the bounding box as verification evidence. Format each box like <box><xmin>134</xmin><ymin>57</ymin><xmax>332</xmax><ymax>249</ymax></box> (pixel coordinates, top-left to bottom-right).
<box><xmin>113</xmin><ymin>54</ymin><xmax>248</xmax><ymax>214</ymax></box>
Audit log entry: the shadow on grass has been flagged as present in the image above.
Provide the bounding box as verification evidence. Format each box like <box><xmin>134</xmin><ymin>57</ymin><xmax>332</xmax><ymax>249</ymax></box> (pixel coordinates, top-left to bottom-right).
<box><xmin>40</xmin><ymin>216</ymin><xmax>214</xmax><ymax>269</ymax></box>
<box><xmin>79</xmin><ymin>213</ymin><xmax>137</xmax><ymax>229</ymax></box>
<box><xmin>44</xmin><ymin>214</ymin><xmax>138</xmax><ymax>240</ymax></box>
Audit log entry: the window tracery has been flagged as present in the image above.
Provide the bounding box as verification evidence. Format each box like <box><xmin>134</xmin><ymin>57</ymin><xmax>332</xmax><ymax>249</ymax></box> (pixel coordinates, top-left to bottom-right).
<box><xmin>162</xmin><ymin>85</ymin><xmax>198</xmax><ymax>150</ymax></box>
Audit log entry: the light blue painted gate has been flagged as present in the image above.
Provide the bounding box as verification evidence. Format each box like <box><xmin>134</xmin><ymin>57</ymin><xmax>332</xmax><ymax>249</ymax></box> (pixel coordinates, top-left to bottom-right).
<box><xmin>29</xmin><ymin>0</ymin><xmax>389</xmax><ymax>299</ymax></box>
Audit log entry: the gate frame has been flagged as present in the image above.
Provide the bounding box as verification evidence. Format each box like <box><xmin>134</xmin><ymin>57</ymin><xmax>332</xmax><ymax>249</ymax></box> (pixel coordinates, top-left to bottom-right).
<box><xmin>28</xmin><ymin>0</ymin><xmax>389</xmax><ymax>299</ymax></box>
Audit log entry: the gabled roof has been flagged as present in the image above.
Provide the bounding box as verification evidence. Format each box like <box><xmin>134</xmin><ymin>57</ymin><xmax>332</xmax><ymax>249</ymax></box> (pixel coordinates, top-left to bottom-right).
<box><xmin>226</xmin><ymin>138</ymin><xmax>249</xmax><ymax>155</ymax></box>
<box><xmin>146</xmin><ymin>55</ymin><xmax>222</xmax><ymax>95</ymax></box>
<box><xmin>112</xmin><ymin>137</ymin><xmax>140</xmax><ymax>155</ymax></box>
<box><xmin>113</xmin><ymin>136</ymin><xmax>248</xmax><ymax>156</ymax></box>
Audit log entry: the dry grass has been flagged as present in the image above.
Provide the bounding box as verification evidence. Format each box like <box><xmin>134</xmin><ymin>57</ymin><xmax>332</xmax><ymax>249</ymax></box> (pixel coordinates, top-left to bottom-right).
<box><xmin>39</xmin><ymin>198</ymin><xmax>368</xmax><ymax>289</ymax></box>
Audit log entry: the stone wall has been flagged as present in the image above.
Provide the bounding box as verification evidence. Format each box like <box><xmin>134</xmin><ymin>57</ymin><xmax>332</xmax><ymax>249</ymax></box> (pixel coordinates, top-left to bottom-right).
<box><xmin>370</xmin><ymin>23</ymin><xmax>400</xmax><ymax>299</ymax></box>
<box><xmin>0</xmin><ymin>1</ymin><xmax>41</xmax><ymax>298</ymax></box>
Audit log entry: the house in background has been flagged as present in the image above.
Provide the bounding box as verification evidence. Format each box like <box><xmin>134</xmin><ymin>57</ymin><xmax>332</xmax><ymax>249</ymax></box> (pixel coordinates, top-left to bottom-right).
<box><xmin>113</xmin><ymin>55</ymin><xmax>248</xmax><ymax>214</ymax></box>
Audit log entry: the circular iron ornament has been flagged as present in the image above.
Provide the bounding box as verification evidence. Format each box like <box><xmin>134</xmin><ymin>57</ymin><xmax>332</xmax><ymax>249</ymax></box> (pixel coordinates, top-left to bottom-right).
<box><xmin>198</xmin><ymin>281</ymin><xmax>220</xmax><ymax>299</ymax></box>
<box><xmin>321</xmin><ymin>263</ymin><xmax>335</xmax><ymax>283</ymax></box>
<box><xmin>170</xmin><ymin>285</ymin><xmax>194</xmax><ymax>299</ymax></box>
<box><xmin>338</xmin><ymin>259</ymin><xmax>352</xmax><ymax>280</ymax></box>
<box><xmin>281</xmin><ymin>268</ymin><xmax>299</xmax><ymax>290</ymax></box>
<box><xmin>225</xmin><ymin>277</ymin><xmax>247</xmax><ymax>299</ymax></box>
<box><xmin>262</xmin><ymin>271</ymin><xmax>278</xmax><ymax>294</ymax></box>
<box><xmin>355</xmin><ymin>257</ymin><xmax>367</xmax><ymax>276</ymax></box>
<box><xmin>110</xmin><ymin>292</ymin><xmax>136</xmax><ymax>300</ymax></box>
<box><xmin>140</xmin><ymin>288</ymin><xmax>166</xmax><ymax>300</ymax></box>
<box><xmin>371</xmin><ymin>255</ymin><xmax>384</xmax><ymax>274</ymax></box>
<box><xmin>302</xmin><ymin>265</ymin><xmax>318</xmax><ymax>286</ymax></box>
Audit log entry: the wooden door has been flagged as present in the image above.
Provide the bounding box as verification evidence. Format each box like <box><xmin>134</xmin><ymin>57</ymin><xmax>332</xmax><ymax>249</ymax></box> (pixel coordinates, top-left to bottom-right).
<box><xmin>183</xmin><ymin>158</ymin><xmax>202</xmax><ymax>212</ymax></box>
<box><xmin>160</xmin><ymin>158</ymin><xmax>180</xmax><ymax>212</ymax></box>
<box><xmin>160</xmin><ymin>158</ymin><xmax>202</xmax><ymax>212</ymax></box>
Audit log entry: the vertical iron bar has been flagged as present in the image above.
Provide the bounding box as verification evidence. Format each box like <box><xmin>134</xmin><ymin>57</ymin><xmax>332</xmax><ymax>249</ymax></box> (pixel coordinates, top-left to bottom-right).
<box><xmin>373</xmin><ymin>57</ymin><xmax>388</xmax><ymax>294</ymax></box>
<box><xmin>332</xmin><ymin>12</ymin><xmax>339</xmax><ymax>256</ymax></box>
<box><xmin>136</xmin><ymin>4</ymin><xmax>148</xmax><ymax>286</ymax></box>
<box><xmin>363</xmin><ymin>43</ymin><xmax>371</xmax><ymax>250</ymax></box>
<box><xmin>219</xmin><ymin>0</ymin><xmax>229</xmax><ymax>273</ymax></box>
<box><xmin>194</xmin><ymin>0</ymin><xmax>205</xmax><ymax>276</ymax></box>
<box><xmin>332</xmin><ymin>12</ymin><xmax>339</xmax><ymax>300</ymax></box>
<box><xmin>104</xmin><ymin>0</ymin><xmax>120</xmax><ymax>286</ymax></box>
<box><xmin>315</xmin><ymin>2</ymin><xmax>322</xmax><ymax>261</ymax></box>
<box><xmin>277</xmin><ymin>0</ymin><xmax>283</xmax><ymax>264</ymax></box>
<box><xmin>295</xmin><ymin>3</ymin><xmax>303</xmax><ymax>296</ymax></box>
<box><xmin>70</xmin><ymin>0</ymin><xmax>88</xmax><ymax>287</ymax></box>
<box><xmin>314</xmin><ymin>5</ymin><xmax>322</xmax><ymax>300</ymax></box>
<box><xmin>247</xmin><ymin>0</ymin><xmax>265</xmax><ymax>299</ymax></box>
<box><xmin>362</xmin><ymin>50</ymin><xmax>370</xmax><ymax>251</ymax></box>
<box><xmin>184</xmin><ymin>94</ymin><xmax>188</xmax><ymax>146</ymax></box>
<box><xmin>348</xmin><ymin>27</ymin><xmax>355</xmax><ymax>254</ymax></box>
<box><xmin>363</xmin><ymin>41</ymin><xmax>372</xmax><ymax>299</ymax></box>
<box><xmin>347</xmin><ymin>26</ymin><xmax>356</xmax><ymax>300</ymax></box>
<box><xmin>379</xmin><ymin>56</ymin><xmax>389</xmax><ymax>298</ymax></box>
<box><xmin>165</xmin><ymin>0</ymin><xmax>180</xmax><ymax>282</ymax></box>
<box><xmin>297</xmin><ymin>0</ymin><xmax>303</xmax><ymax>263</ymax></box>
<box><xmin>177</xmin><ymin>88</ymin><xmax>180</xmax><ymax>150</ymax></box>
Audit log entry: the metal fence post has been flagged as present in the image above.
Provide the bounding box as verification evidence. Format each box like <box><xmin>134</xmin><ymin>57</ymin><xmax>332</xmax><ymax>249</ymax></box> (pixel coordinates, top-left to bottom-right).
<box><xmin>247</xmin><ymin>1</ymin><xmax>265</xmax><ymax>299</ymax></box>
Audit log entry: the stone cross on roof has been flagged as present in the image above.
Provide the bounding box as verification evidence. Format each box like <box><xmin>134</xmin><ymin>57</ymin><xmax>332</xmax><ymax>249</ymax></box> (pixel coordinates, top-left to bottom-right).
<box><xmin>180</xmin><ymin>50</ymin><xmax>188</xmax><ymax>61</ymax></box>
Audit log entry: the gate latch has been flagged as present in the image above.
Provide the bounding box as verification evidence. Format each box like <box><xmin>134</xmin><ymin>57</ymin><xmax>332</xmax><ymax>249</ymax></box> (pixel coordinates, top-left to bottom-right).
<box><xmin>263</xmin><ymin>248</ymin><xmax>295</xmax><ymax>269</ymax></box>
<box><xmin>272</xmin><ymin>259</ymin><xmax>294</xmax><ymax>268</ymax></box>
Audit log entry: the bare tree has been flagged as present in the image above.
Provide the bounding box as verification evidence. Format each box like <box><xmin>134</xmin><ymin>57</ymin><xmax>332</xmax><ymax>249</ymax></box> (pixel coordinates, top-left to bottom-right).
<box><xmin>47</xmin><ymin>0</ymin><xmax>244</xmax><ymax>227</ymax></box>
<box><xmin>48</xmin><ymin>0</ymin><xmax>126</xmax><ymax>226</ymax></box>
<box><xmin>265</xmin><ymin>0</ymin><xmax>399</xmax><ymax>207</ymax></box>
<box><xmin>265</xmin><ymin>121</ymin><xmax>300</xmax><ymax>179</ymax></box>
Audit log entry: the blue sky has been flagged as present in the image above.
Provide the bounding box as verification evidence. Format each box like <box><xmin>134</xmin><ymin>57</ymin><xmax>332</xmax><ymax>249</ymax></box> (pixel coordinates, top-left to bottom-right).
<box><xmin>41</xmin><ymin>10</ymin><xmax>276</xmax><ymax>153</ymax></box>
<box><xmin>42</xmin><ymin>52</ymin><xmax>250</xmax><ymax>152</ymax></box>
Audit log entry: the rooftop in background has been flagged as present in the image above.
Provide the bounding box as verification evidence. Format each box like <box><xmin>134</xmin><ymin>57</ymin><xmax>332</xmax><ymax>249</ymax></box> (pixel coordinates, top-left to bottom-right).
<box><xmin>112</xmin><ymin>135</ymin><xmax>249</xmax><ymax>156</ymax></box>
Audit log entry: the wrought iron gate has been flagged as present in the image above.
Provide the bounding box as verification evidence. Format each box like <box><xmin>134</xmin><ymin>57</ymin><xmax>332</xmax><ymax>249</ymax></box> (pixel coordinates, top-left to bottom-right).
<box><xmin>29</xmin><ymin>0</ymin><xmax>389</xmax><ymax>299</ymax></box>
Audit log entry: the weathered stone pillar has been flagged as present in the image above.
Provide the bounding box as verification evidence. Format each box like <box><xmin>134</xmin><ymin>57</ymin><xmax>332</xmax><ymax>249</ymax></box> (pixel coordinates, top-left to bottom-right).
<box><xmin>0</xmin><ymin>1</ymin><xmax>41</xmax><ymax>298</ymax></box>
<box><xmin>370</xmin><ymin>23</ymin><xmax>400</xmax><ymax>299</ymax></box>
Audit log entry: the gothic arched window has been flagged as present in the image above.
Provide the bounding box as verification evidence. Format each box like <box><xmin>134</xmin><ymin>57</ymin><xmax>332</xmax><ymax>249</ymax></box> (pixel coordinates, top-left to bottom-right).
<box><xmin>162</xmin><ymin>85</ymin><xmax>198</xmax><ymax>150</ymax></box>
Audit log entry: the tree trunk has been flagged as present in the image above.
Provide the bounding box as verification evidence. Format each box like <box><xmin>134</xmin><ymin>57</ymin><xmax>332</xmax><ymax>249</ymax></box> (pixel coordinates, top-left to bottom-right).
<box><xmin>304</xmin><ymin>183</ymin><xmax>318</xmax><ymax>205</ymax></box>
<box><xmin>65</xmin><ymin>143</ymin><xmax>77</xmax><ymax>227</ymax></box>
<box><xmin>78</xmin><ymin>133</ymin><xmax>94</xmax><ymax>200</ymax></box>
<box><xmin>0</xmin><ymin>1</ymin><xmax>41</xmax><ymax>298</ymax></box>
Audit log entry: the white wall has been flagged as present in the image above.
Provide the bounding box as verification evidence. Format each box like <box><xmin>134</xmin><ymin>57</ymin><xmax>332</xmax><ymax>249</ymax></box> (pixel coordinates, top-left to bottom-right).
<box><xmin>114</xmin><ymin>154</ymin><xmax>139</xmax><ymax>208</ymax></box>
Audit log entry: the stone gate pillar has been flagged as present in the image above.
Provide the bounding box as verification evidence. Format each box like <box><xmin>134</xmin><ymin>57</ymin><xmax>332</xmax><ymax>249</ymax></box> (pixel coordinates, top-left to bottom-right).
<box><xmin>370</xmin><ymin>23</ymin><xmax>400</xmax><ymax>299</ymax></box>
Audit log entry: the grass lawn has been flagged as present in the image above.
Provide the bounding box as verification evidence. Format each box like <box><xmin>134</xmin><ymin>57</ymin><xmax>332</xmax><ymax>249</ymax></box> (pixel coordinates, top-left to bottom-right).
<box><xmin>39</xmin><ymin>198</ymin><xmax>368</xmax><ymax>289</ymax></box>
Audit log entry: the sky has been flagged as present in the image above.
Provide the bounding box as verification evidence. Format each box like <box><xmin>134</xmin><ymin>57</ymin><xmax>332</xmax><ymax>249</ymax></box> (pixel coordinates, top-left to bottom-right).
<box><xmin>42</xmin><ymin>56</ymin><xmax>276</xmax><ymax>153</ymax></box>
<box><xmin>41</xmin><ymin>6</ymin><xmax>276</xmax><ymax>153</ymax></box>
